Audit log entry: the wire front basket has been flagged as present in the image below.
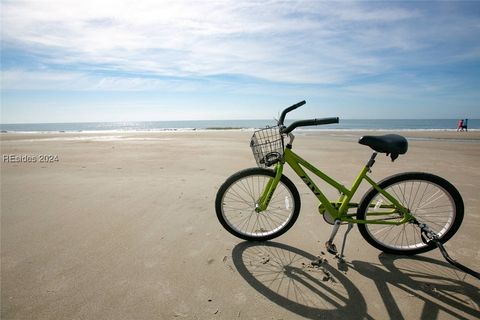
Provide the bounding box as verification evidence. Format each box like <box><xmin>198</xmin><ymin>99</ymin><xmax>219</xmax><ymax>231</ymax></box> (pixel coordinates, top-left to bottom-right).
<box><xmin>250</xmin><ymin>126</ymin><xmax>284</xmax><ymax>167</ymax></box>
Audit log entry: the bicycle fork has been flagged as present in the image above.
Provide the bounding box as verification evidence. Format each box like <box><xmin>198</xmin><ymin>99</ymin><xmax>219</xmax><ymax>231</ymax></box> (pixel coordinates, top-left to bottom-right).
<box><xmin>256</xmin><ymin>164</ymin><xmax>284</xmax><ymax>212</ymax></box>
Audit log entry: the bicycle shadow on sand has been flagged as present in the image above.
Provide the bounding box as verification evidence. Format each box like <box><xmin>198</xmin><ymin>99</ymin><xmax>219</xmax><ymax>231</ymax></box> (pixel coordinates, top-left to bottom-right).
<box><xmin>232</xmin><ymin>241</ymin><xmax>479</xmax><ymax>320</ymax></box>
<box><xmin>232</xmin><ymin>241</ymin><xmax>373</xmax><ymax>320</ymax></box>
<box><xmin>348</xmin><ymin>254</ymin><xmax>479</xmax><ymax>320</ymax></box>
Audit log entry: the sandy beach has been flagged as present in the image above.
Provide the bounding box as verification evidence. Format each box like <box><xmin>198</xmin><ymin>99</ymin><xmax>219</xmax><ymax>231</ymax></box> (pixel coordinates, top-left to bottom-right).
<box><xmin>1</xmin><ymin>130</ymin><xmax>479</xmax><ymax>319</ymax></box>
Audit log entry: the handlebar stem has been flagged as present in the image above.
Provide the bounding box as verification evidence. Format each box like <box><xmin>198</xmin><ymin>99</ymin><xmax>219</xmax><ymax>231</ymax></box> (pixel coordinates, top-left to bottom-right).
<box><xmin>286</xmin><ymin>132</ymin><xmax>295</xmax><ymax>146</ymax></box>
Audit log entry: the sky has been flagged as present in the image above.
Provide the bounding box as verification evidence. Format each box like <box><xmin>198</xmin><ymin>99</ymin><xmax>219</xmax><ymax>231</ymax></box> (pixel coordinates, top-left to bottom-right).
<box><xmin>1</xmin><ymin>0</ymin><xmax>480</xmax><ymax>123</ymax></box>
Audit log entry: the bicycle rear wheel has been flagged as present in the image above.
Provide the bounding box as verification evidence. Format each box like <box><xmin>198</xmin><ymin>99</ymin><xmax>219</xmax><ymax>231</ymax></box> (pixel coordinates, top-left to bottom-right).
<box><xmin>357</xmin><ymin>172</ymin><xmax>464</xmax><ymax>255</ymax></box>
<box><xmin>215</xmin><ymin>168</ymin><xmax>301</xmax><ymax>241</ymax></box>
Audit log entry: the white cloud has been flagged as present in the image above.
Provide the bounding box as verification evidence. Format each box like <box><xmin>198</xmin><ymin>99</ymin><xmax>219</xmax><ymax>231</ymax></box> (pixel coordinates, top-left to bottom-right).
<box><xmin>1</xmin><ymin>0</ymin><xmax>479</xmax><ymax>90</ymax></box>
<box><xmin>1</xmin><ymin>70</ymin><xmax>87</xmax><ymax>90</ymax></box>
<box><xmin>0</xmin><ymin>69</ymin><xmax>209</xmax><ymax>92</ymax></box>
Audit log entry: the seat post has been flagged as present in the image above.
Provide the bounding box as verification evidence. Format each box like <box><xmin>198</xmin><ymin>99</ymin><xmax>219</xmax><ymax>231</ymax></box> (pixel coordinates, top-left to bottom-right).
<box><xmin>366</xmin><ymin>152</ymin><xmax>378</xmax><ymax>169</ymax></box>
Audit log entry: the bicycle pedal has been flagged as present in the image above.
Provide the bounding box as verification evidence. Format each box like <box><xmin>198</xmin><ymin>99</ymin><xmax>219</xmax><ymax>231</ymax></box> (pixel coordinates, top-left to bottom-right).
<box><xmin>325</xmin><ymin>241</ymin><xmax>338</xmax><ymax>255</ymax></box>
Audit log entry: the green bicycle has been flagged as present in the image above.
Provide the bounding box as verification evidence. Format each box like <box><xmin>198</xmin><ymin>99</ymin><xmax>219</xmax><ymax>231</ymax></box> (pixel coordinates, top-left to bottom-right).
<box><xmin>215</xmin><ymin>100</ymin><xmax>465</xmax><ymax>258</ymax></box>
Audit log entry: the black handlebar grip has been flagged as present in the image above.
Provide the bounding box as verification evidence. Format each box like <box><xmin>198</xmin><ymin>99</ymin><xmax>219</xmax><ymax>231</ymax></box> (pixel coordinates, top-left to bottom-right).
<box><xmin>314</xmin><ymin>117</ymin><xmax>339</xmax><ymax>125</ymax></box>
<box><xmin>290</xmin><ymin>100</ymin><xmax>306</xmax><ymax>109</ymax></box>
<box><xmin>282</xmin><ymin>117</ymin><xmax>339</xmax><ymax>133</ymax></box>
<box><xmin>278</xmin><ymin>100</ymin><xmax>306</xmax><ymax>125</ymax></box>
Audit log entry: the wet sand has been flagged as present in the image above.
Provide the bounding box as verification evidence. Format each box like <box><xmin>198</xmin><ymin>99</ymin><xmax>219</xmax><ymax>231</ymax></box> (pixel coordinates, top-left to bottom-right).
<box><xmin>1</xmin><ymin>131</ymin><xmax>479</xmax><ymax>319</ymax></box>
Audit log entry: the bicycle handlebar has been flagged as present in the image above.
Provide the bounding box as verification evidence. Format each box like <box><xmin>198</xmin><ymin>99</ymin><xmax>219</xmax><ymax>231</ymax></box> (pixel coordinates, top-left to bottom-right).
<box><xmin>278</xmin><ymin>100</ymin><xmax>306</xmax><ymax>125</ymax></box>
<box><xmin>282</xmin><ymin>117</ymin><xmax>339</xmax><ymax>134</ymax></box>
<box><xmin>277</xmin><ymin>100</ymin><xmax>339</xmax><ymax>133</ymax></box>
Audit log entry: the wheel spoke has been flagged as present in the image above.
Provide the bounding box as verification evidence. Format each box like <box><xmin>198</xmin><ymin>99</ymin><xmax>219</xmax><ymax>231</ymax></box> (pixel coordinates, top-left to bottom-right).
<box><xmin>220</xmin><ymin>172</ymin><xmax>296</xmax><ymax>239</ymax></box>
<box><xmin>363</xmin><ymin>177</ymin><xmax>458</xmax><ymax>252</ymax></box>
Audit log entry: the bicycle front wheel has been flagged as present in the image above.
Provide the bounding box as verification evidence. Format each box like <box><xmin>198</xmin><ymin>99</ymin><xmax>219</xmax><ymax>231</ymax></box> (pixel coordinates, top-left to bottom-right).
<box><xmin>215</xmin><ymin>168</ymin><xmax>301</xmax><ymax>241</ymax></box>
<box><xmin>357</xmin><ymin>172</ymin><xmax>464</xmax><ymax>255</ymax></box>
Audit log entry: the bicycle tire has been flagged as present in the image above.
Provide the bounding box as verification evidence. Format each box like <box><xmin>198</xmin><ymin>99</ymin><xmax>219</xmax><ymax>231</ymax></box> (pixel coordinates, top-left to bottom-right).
<box><xmin>357</xmin><ymin>172</ymin><xmax>464</xmax><ymax>255</ymax></box>
<box><xmin>216</xmin><ymin>167</ymin><xmax>301</xmax><ymax>241</ymax></box>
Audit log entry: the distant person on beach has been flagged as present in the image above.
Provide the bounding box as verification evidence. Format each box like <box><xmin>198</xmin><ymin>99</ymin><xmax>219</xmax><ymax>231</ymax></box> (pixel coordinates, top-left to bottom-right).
<box><xmin>463</xmin><ymin>118</ymin><xmax>468</xmax><ymax>132</ymax></box>
<box><xmin>457</xmin><ymin>119</ymin><xmax>463</xmax><ymax>131</ymax></box>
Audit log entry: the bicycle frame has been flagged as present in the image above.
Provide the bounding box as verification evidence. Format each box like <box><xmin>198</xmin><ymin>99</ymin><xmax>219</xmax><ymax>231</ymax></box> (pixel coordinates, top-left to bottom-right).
<box><xmin>257</xmin><ymin>147</ymin><xmax>413</xmax><ymax>225</ymax></box>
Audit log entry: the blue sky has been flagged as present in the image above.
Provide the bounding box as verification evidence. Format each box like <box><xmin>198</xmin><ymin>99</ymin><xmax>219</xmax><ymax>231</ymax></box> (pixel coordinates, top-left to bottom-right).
<box><xmin>1</xmin><ymin>0</ymin><xmax>479</xmax><ymax>123</ymax></box>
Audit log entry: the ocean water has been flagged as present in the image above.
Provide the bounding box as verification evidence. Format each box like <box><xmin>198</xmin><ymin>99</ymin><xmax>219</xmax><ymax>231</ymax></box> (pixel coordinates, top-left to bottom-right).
<box><xmin>0</xmin><ymin>119</ymin><xmax>478</xmax><ymax>133</ymax></box>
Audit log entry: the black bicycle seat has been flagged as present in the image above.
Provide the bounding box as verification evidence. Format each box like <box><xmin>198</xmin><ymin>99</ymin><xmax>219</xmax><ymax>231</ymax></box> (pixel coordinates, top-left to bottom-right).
<box><xmin>358</xmin><ymin>134</ymin><xmax>408</xmax><ymax>161</ymax></box>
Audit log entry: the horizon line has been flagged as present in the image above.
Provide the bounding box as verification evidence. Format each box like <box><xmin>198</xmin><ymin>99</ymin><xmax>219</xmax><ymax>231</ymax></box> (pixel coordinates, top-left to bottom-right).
<box><xmin>1</xmin><ymin>118</ymin><xmax>477</xmax><ymax>126</ymax></box>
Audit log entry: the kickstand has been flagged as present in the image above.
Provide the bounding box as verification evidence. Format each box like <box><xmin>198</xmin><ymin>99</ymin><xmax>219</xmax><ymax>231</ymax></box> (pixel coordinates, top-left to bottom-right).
<box><xmin>338</xmin><ymin>223</ymin><xmax>353</xmax><ymax>260</ymax></box>
<box><xmin>325</xmin><ymin>221</ymin><xmax>354</xmax><ymax>260</ymax></box>
<box><xmin>325</xmin><ymin>220</ymin><xmax>341</xmax><ymax>255</ymax></box>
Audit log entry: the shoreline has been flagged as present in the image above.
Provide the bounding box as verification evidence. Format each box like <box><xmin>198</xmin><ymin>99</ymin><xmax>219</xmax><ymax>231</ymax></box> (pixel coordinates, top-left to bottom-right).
<box><xmin>2</xmin><ymin>129</ymin><xmax>480</xmax><ymax>143</ymax></box>
<box><xmin>2</xmin><ymin>128</ymin><xmax>479</xmax><ymax>133</ymax></box>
